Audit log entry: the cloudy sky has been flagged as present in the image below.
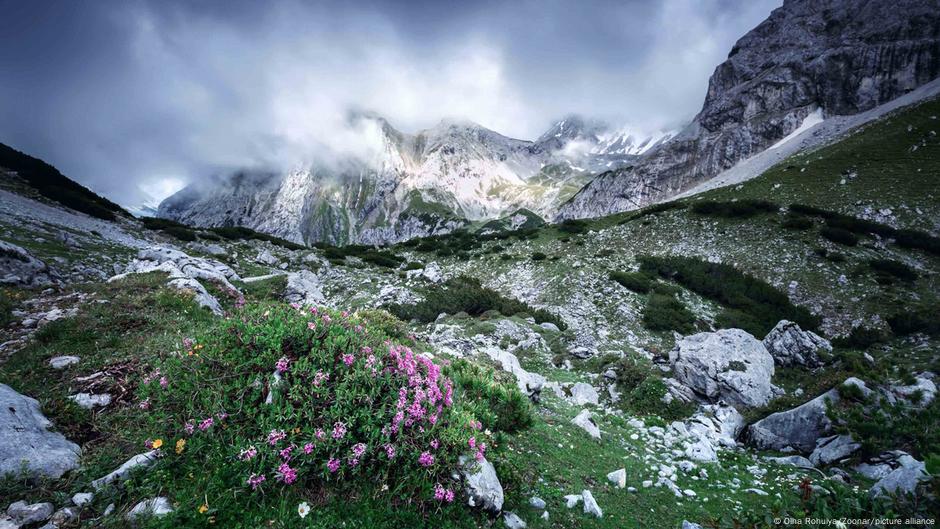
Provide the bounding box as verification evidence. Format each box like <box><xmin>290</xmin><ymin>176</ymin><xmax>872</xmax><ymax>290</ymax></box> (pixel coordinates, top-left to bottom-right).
<box><xmin>0</xmin><ymin>0</ymin><xmax>779</xmax><ymax>208</ymax></box>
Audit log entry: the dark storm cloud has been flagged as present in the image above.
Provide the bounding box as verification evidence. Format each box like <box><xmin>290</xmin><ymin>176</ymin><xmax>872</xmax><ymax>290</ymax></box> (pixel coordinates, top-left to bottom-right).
<box><xmin>0</xmin><ymin>0</ymin><xmax>780</xmax><ymax>208</ymax></box>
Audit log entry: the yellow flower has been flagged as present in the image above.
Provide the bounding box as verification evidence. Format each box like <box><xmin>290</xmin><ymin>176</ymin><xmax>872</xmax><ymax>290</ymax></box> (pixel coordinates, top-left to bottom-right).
<box><xmin>175</xmin><ymin>439</ymin><xmax>186</xmax><ymax>454</ymax></box>
<box><xmin>198</xmin><ymin>504</ymin><xmax>209</xmax><ymax>514</ymax></box>
<box><xmin>152</xmin><ymin>439</ymin><xmax>163</xmax><ymax>449</ymax></box>
<box><xmin>292</xmin><ymin>427</ymin><xmax>301</xmax><ymax>435</ymax></box>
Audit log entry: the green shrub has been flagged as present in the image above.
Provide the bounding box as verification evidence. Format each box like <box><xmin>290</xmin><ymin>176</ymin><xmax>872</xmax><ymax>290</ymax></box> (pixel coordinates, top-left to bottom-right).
<box><xmin>0</xmin><ymin>289</ymin><xmax>14</xmax><ymax>328</ymax></box>
<box><xmin>624</xmin><ymin>377</ymin><xmax>696</xmax><ymax>421</ymax></box>
<box><xmin>820</xmin><ymin>226</ymin><xmax>859</xmax><ymax>246</ymax></box>
<box><xmin>790</xmin><ymin>203</ymin><xmax>940</xmax><ymax>256</ymax></box>
<box><xmin>781</xmin><ymin>215</ymin><xmax>814</xmax><ymax>230</ymax></box>
<box><xmin>556</xmin><ymin>219</ymin><xmax>588</xmax><ymax>234</ymax></box>
<box><xmin>162</xmin><ymin>226</ymin><xmax>198</xmax><ymax>242</ymax></box>
<box><xmin>136</xmin><ymin>304</ymin><xmax>523</xmax><ymax>525</ymax></box>
<box><xmin>386</xmin><ymin>276</ymin><xmax>566</xmax><ymax>331</ymax></box>
<box><xmin>895</xmin><ymin>229</ymin><xmax>940</xmax><ymax>255</ymax></box>
<box><xmin>403</xmin><ymin>262</ymin><xmax>424</xmax><ymax>271</ymax></box>
<box><xmin>868</xmin><ymin>258</ymin><xmax>917</xmax><ymax>282</ymax></box>
<box><xmin>690</xmin><ymin>199</ymin><xmax>778</xmax><ymax>218</ymax></box>
<box><xmin>614</xmin><ymin>356</ymin><xmax>651</xmax><ymax>391</ymax></box>
<box><xmin>830</xmin><ymin>394</ymin><xmax>940</xmax><ymax>460</ymax></box>
<box><xmin>833</xmin><ymin>325</ymin><xmax>889</xmax><ymax>348</ymax></box>
<box><xmin>531</xmin><ymin>252</ymin><xmax>547</xmax><ymax>261</ymax></box>
<box><xmin>642</xmin><ymin>293</ymin><xmax>695</xmax><ymax>334</ymax></box>
<box><xmin>623</xmin><ymin>201</ymin><xmax>687</xmax><ymax>222</ymax></box>
<box><xmin>639</xmin><ymin>254</ymin><xmax>819</xmax><ymax>335</ymax></box>
<box><xmin>210</xmin><ymin>226</ymin><xmax>305</xmax><ymax>250</ymax></box>
<box><xmin>610</xmin><ymin>271</ymin><xmax>653</xmax><ymax>294</ymax></box>
<box><xmin>887</xmin><ymin>308</ymin><xmax>940</xmax><ymax>337</ymax></box>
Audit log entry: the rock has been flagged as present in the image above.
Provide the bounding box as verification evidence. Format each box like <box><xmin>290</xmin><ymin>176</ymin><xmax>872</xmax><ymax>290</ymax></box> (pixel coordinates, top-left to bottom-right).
<box><xmin>283</xmin><ymin>270</ymin><xmax>325</xmax><ymax>307</ymax></box>
<box><xmin>503</xmin><ymin>512</ymin><xmax>526</xmax><ymax>529</ymax></box>
<box><xmin>745</xmin><ymin>488</ymin><xmax>769</xmax><ymax>496</ymax></box>
<box><xmin>867</xmin><ymin>452</ymin><xmax>929</xmax><ymax>496</ymax></box>
<box><xmin>528</xmin><ymin>497</ymin><xmax>545</xmax><ymax>510</ymax></box>
<box><xmin>255</xmin><ymin>249</ymin><xmax>278</xmax><ymax>266</ymax></box>
<box><xmin>479</xmin><ymin>347</ymin><xmax>546</xmax><ymax>399</ymax></box>
<box><xmin>569</xmin><ymin>346</ymin><xmax>596</xmax><ymax>359</ymax></box>
<box><xmin>460</xmin><ymin>456</ymin><xmax>504</xmax><ymax>513</ymax></box>
<box><xmin>568</xmin><ymin>383</ymin><xmax>599</xmax><ymax>406</ymax></box>
<box><xmin>563</xmin><ymin>494</ymin><xmax>582</xmax><ymax>508</ymax></box>
<box><xmin>669</xmin><ymin>329</ymin><xmax>776</xmax><ymax>409</ymax></box>
<box><xmin>102</xmin><ymin>504</ymin><xmax>114</xmax><ymax>516</ymax></box>
<box><xmin>764</xmin><ymin>455</ymin><xmax>814</xmax><ymax>468</ymax></box>
<box><xmin>49</xmin><ymin>506</ymin><xmax>80</xmax><ymax>527</ymax></box>
<box><xmin>71</xmin><ymin>493</ymin><xmax>94</xmax><ymax>507</ymax></box>
<box><xmin>809</xmin><ymin>435</ymin><xmax>860</xmax><ymax>466</ymax></box>
<box><xmin>167</xmin><ymin>277</ymin><xmax>224</xmax><ymax>315</ymax></box>
<box><xmin>0</xmin><ymin>384</ymin><xmax>81</xmax><ymax>479</ymax></box>
<box><xmin>642</xmin><ymin>480</ymin><xmax>653</xmax><ymax>488</ymax></box>
<box><xmin>539</xmin><ymin>322</ymin><xmax>560</xmax><ymax>333</ymax></box>
<box><xmin>48</xmin><ymin>356</ymin><xmax>80</xmax><ymax>369</ymax></box>
<box><xmin>685</xmin><ymin>438</ymin><xmax>717</xmax><ymax>463</ymax></box>
<box><xmin>126</xmin><ymin>497</ymin><xmax>173</xmax><ymax>522</ymax></box>
<box><xmin>0</xmin><ymin>239</ymin><xmax>54</xmax><ymax>286</ymax></box>
<box><xmin>91</xmin><ymin>450</ymin><xmax>162</xmax><ymax>490</ymax></box>
<box><xmin>606</xmin><ymin>468</ymin><xmax>626</xmax><ymax>488</ymax></box>
<box><xmin>683</xmin><ymin>522</ymin><xmax>704</xmax><ymax>529</ymax></box>
<box><xmin>885</xmin><ymin>373</ymin><xmax>937</xmax><ymax>407</ymax></box>
<box><xmin>68</xmin><ymin>392</ymin><xmax>111</xmax><ymax>409</ymax></box>
<box><xmin>687</xmin><ymin>403</ymin><xmax>745</xmax><ymax>449</ymax></box>
<box><xmin>762</xmin><ymin>320</ymin><xmax>830</xmax><ymax>367</ymax></box>
<box><xmin>747</xmin><ymin>377</ymin><xmax>869</xmax><ymax>452</ymax></box>
<box><xmin>571</xmin><ymin>409</ymin><xmax>601</xmax><ymax>439</ymax></box>
<box><xmin>541</xmin><ymin>511</ymin><xmax>549</xmax><ymax>520</ymax></box>
<box><xmin>418</xmin><ymin>262</ymin><xmax>445</xmax><ymax>283</ymax></box>
<box><xmin>6</xmin><ymin>501</ymin><xmax>54</xmax><ymax>525</ymax></box>
<box><xmin>190</xmin><ymin>242</ymin><xmax>227</xmax><ymax>257</ymax></box>
<box><xmin>581</xmin><ymin>490</ymin><xmax>602</xmax><ymax>518</ymax></box>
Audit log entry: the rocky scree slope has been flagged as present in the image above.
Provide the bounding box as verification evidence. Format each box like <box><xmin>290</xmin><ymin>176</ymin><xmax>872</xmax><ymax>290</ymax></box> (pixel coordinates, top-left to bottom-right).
<box><xmin>558</xmin><ymin>0</ymin><xmax>940</xmax><ymax>219</ymax></box>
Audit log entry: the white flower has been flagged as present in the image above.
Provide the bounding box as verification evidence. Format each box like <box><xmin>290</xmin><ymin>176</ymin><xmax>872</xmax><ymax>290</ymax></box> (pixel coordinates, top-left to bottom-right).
<box><xmin>297</xmin><ymin>502</ymin><xmax>311</xmax><ymax>519</ymax></box>
<box><xmin>484</xmin><ymin>429</ymin><xmax>492</xmax><ymax>436</ymax></box>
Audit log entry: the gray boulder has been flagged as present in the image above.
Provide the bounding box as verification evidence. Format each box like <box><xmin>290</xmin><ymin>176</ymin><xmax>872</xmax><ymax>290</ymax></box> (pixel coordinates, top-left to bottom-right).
<box><xmin>0</xmin><ymin>239</ymin><xmax>54</xmax><ymax>286</ymax></box>
<box><xmin>762</xmin><ymin>320</ymin><xmax>830</xmax><ymax>367</ymax></box>
<box><xmin>669</xmin><ymin>329</ymin><xmax>776</xmax><ymax>409</ymax></box>
<box><xmin>0</xmin><ymin>384</ymin><xmax>81</xmax><ymax>479</ymax></box>
<box><xmin>460</xmin><ymin>456</ymin><xmax>504</xmax><ymax>513</ymax></box>
<box><xmin>283</xmin><ymin>270</ymin><xmax>325</xmax><ymax>307</ymax></box>
<box><xmin>884</xmin><ymin>373</ymin><xmax>937</xmax><ymax>407</ymax></box>
<box><xmin>91</xmin><ymin>450</ymin><xmax>161</xmax><ymax>490</ymax></box>
<box><xmin>571</xmin><ymin>409</ymin><xmax>601</xmax><ymax>439</ymax></box>
<box><xmin>581</xmin><ymin>489</ymin><xmax>603</xmax><ymax>518</ymax></box>
<box><xmin>764</xmin><ymin>455</ymin><xmax>814</xmax><ymax>468</ymax></box>
<box><xmin>870</xmin><ymin>453</ymin><xmax>929</xmax><ymax>497</ymax></box>
<box><xmin>503</xmin><ymin>512</ymin><xmax>526</xmax><ymax>529</ymax></box>
<box><xmin>68</xmin><ymin>392</ymin><xmax>112</xmax><ymax>409</ymax></box>
<box><xmin>809</xmin><ymin>435</ymin><xmax>860</xmax><ymax>466</ymax></box>
<box><xmin>6</xmin><ymin>501</ymin><xmax>54</xmax><ymax>525</ymax></box>
<box><xmin>126</xmin><ymin>497</ymin><xmax>173</xmax><ymax>522</ymax></box>
<box><xmin>568</xmin><ymin>383</ymin><xmax>599</xmax><ymax>406</ymax></box>
<box><xmin>747</xmin><ymin>377</ymin><xmax>869</xmax><ymax>453</ymax></box>
<box><xmin>48</xmin><ymin>356</ymin><xmax>80</xmax><ymax>369</ymax></box>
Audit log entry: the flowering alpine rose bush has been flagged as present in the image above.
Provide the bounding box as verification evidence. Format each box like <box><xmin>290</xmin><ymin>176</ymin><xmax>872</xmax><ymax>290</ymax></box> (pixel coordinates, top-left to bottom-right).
<box><xmin>135</xmin><ymin>303</ymin><xmax>527</xmax><ymax>522</ymax></box>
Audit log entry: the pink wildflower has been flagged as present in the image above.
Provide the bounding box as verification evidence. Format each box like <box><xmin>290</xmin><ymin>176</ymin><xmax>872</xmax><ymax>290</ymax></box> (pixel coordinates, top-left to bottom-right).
<box><xmin>275</xmin><ymin>356</ymin><xmax>290</xmax><ymax>374</ymax></box>
<box><xmin>198</xmin><ymin>417</ymin><xmax>214</xmax><ymax>431</ymax></box>
<box><xmin>158</xmin><ymin>376</ymin><xmax>168</xmax><ymax>388</ymax></box>
<box><xmin>468</xmin><ymin>437</ymin><xmax>476</xmax><ymax>449</ymax></box>
<box><xmin>332</xmin><ymin>422</ymin><xmax>347</xmax><ymax>440</ymax></box>
<box><xmin>327</xmin><ymin>458</ymin><xmax>341</xmax><ymax>473</ymax></box>
<box><xmin>139</xmin><ymin>398</ymin><xmax>151</xmax><ymax>410</ymax></box>
<box><xmin>279</xmin><ymin>445</ymin><xmax>294</xmax><ymax>460</ymax></box>
<box><xmin>303</xmin><ymin>442</ymin><xmax>314</xmax><ymax>455</ymax></box>
<box><xmin>313</xmin><ymin>370</ymin><xmax>329</xmax><ymax>386</ymax></box>
<box><xmin>418</xmin><ymin>451</ymin><xmax>435</xmax><ymax>467</ymax></box>
<box><xmin>267</xmin><ymin>429</ymin><xmax>287</xmax><ymax>446</ymax></box>
<box><xmin>385</xmin><ymin>444</ymin><xmax>396</xmax><ymax>459</ymax></box>
<box><xmin>430</xmin><ymin>439</ymin><xmax>440</xmax><ymax>450</ymax></box>
<box><xmin>277</xmin><ymin>462</ymin><xmax>297</xmax><ymax>484</ymax></box>
<box><xmin>239</xmin><ymin>446</ymin><xmax>258</xmax><ymax>461</ymax></box>
<box><xmin>307</xmin><ymin>321</ymin><xmax>316</xmax><ymax>330</ymax></box>
<box><xmin>247</xmin><ymin>473</ymin><xmax>266</xmax><ymax>490</ymax></box>
<box><xmin>315</xmin><ymin>428</ymin><xmax>325</xmax><ymax>440</ymax></box>
<box><xmin>351</xmin><ymin>443</ymin><xmax>366</xmax><ymax>458</ymax></box>
<box><xmin>183</xmin><ymin>421</ymin><xmax>195</xmax><ymax>434</ymax></box>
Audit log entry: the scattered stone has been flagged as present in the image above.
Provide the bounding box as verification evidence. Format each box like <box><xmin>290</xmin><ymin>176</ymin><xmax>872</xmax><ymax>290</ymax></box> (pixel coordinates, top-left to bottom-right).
<box><xmin>126</xmin><ymin>497</ymin><xmax>173</xmax><ymax>522</ymax></box>
<box><xmin>568</xmin><ymin>383</ymin><xmax>599</xmax><ymax>406</ymax></box>
<box><xmin>885</xmin><ymin>373</ymin><xmax>937</xmax><ymax>407</ymax></box>
<box><xmin>642</xmin><ymin>480</ymin><xmax>653</xmax><ymax>488</ymax></box>
<box><xmin>809</xmin><ymin>435</ymin><xmax>860</xmax><ymax>466</ymax></box>
<box><xmin>669</xmin><ymin>329</ymin><xmax>776</xmax><ymax>409</ymax></box>
<box><xmin>683</xmin><ymin>521</ymin><xmax>704</xmax><ymax>529</ymax></box>
<box><xmin>71</xmin><ymin>492</ymin><xmax>94</xmax><ymax>507</ymax></box>
<box><xmin>49</xmin><ymin>506</ymin><xmax>80</xmax><ymax>527</ymax></box>
<box><xmin>564</xmin><ymin>494</ymin><xmax>582</xmax><ymax>508</ymax></box>
<box><xmin>48</xmin><ymin>356</ymin><xmax>80</xmax><ymax>369</ymax></box>
<box><xmin>0</xmin><ymin>239</ymin><xmax>55</xmax><ymax>286</ymax></box>
<box><xmin>0</xmin><ymin>384</ymin><xmax>81</xmax><ymax>479</ymax></box>
<box><xmin>571</xmin><ymin>409</ymin><xmax>601</xmax><ymax>439</ymax></box>
<box><xmin>68</xmin><ymin>392</ymin><xmax>111</xmax><ymax>409</ymax></box>
<box><xmin>745</xmin><ymin>488</ymin><xmax>769</xmax><ymax>496</ymax></box>
<box><xmin>91</xmin><ymin>450</ymin><xmax>162</xmax><ymax>490</ymax></box>
<box><xmin>539</xmin><ymin>322</ymin><xmax>560</xmax><ymax>333</ymax></box>
<box><xmin>762</xmin><ymin>320</ymin><xmax>830</xmax><ymax>367</ymax></box>
<box><xmin>529</xmin><ymin>497</ymin><xmax>545</xmax><ymax>510</ymax></box>
<box><xmin>460</xmin><ymin>456</ymin><xmax>504</xmax><ymax>513</ymax></box>
<box><xmin>627</xmin><ymin>486</ymin><xmax>637</xmax><ymax>493</ymax></box>
<box><xmin>6</xmin><ymin>501</ymin><xmax>54</xmax><ymax>525</ymax></box>
<box><xmin>503</xmin><ymin>512</ymin><xmax>526</xmax><ymax>529</ymax></box>
<box><xmin>606</xmin><ymin>468</ymin><xmax>626</xmax><ymax>488</ymax></box>
<box><xmin>764</xmin><ymin>455</ymin><xmax>814</xmax><ymax>468</ymax></box>
<box><xmin>581</xmin><ymin>490</ymin><xmax>602</xmax><ymax>518</ymax></box>
<box><xmin>255</xmin><ymin>249</ymin><xmax>278</xmax><ymax>266</ymax></box>
<box><xmin>283</xmin><ymin>270</ymin><xmax>325</xmax><ymax>307</ymax></box>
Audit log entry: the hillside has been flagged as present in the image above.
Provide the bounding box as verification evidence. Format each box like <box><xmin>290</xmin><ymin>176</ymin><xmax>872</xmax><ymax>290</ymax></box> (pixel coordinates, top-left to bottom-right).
<box><xmin>1</xmin><ymin>89</ymin><xmax>937</xmax><ymax>528</ymax></box>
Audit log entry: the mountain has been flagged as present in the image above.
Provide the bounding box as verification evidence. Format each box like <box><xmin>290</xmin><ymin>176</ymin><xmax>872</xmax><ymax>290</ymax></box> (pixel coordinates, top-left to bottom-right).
<box><xmin>556</xmin><ymin>0</ymin><xmax>940</xmax><ymax>219</ymax></box>
<box><xmin>158</xmin><ymin>115</ymin><xmax>660</xmax><ymax>245</ymax></box>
